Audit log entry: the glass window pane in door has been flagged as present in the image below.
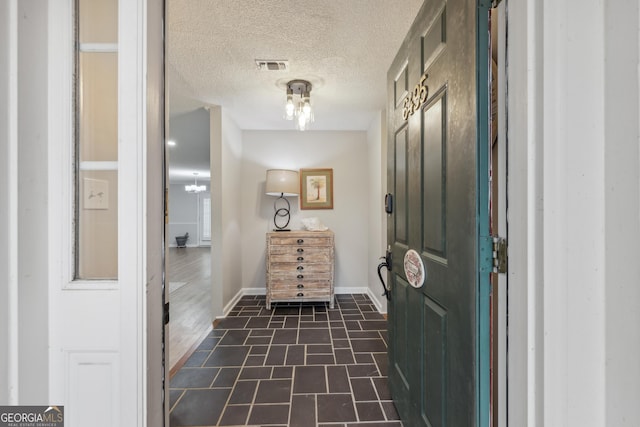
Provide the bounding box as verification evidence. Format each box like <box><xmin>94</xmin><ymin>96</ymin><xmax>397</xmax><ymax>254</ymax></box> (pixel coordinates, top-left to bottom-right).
<box><xmin>79</xmin><ymin>52</ymin><xmax>118</xmax><ymax>162</ymax></box>
<box><xmin>75</xmin><ymin>0</ymin><xmax>118</xmax><ymax>280</ymax></box>
<box><xmin>78</xmin><ymin>0</ymin><xmax>118</xmax><ymax>44</ymax></box>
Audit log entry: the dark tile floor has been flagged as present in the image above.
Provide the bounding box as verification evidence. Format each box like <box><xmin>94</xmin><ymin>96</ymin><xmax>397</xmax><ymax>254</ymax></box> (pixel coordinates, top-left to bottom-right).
<box><xmin>169</xmin><ymin>294</ymin><xmax>403</xmax><ymax>427</ymax></box>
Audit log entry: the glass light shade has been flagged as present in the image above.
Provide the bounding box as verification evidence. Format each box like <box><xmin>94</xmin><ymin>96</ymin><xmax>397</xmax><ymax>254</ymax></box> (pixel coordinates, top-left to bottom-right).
<box><xmin>185</xmin><ymin>184</ymin><xmax>206</xmax><ymax>193</ymax></box>
<box><xmin>185</xmin><ymin>172</ymin><xmax>206</xmax><ymax>193</ymax></box>
<box><xmin>296</xmin><ymin>113</ymin><xmax>307</xmax><ymax>131</ymax></box>
<box><xmin>285</xmin><ymin>95</ymin><xmax>295</xmax><ymax>120</ymax></box>
<box><xmin>265</xmin><ymin>169</ymin><xmax>299</xmax><ymax>196</ymax></box>
<box><xmin>284</xmin><ymin>80</ymin><xmax>314</xmax><ymax>131</ymax></box>
<box><xmin>302</xmin><ymin>97</ymin><xmax>311</xmax><ymax>117</ymax></box>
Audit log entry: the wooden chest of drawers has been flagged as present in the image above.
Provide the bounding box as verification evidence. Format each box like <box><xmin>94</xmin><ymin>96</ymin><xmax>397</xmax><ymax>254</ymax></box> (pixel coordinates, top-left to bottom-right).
<box><xmin>266</xmin><ymin>230</ymin><xmax>335</xmax><ymax>310</ymax></box>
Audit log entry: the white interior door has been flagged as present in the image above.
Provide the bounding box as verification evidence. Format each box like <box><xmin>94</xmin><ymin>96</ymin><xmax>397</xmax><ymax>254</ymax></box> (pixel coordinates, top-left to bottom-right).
<box><xmin>47</xmin><ymin>1</ymin><xmax>164</xmax><ymax>425</ymax></box>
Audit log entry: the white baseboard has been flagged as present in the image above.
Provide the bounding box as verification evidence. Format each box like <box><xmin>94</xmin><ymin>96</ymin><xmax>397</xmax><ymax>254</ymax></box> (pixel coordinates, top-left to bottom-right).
<box><xmin>218</xmin><ymin>287</ymin><xmax>265</xmax><ymax>319</ymax></box>
<box><xmin>334</xmin><ymin>286</ymin><xmax>369</xmax><ymax>294</ymax></box>
<box><xmin>366</xmin><ymin>287</ymin><xmax>386</xmax><ymax>314</ymax></box>
<box><xmin>218</xmin><ymin>286</ymin><xmax>387</xmax><ymax>318</ymax></box>
<box><xmin>241</xmin><ymin>287</ymin><xmax>266</xmax><ymax>296</ymax></box>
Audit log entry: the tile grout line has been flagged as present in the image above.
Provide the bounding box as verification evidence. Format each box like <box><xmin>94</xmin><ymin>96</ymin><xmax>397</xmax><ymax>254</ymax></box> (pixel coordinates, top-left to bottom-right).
<box><xmin>170</xmin><ymin>295</ymin><xmax>400</xmax><ymax>426</ymax></box>
<box><xmin>221</xmin><ymin>298</ymin><xmax>260</xmax><ymax>426</ymax></box>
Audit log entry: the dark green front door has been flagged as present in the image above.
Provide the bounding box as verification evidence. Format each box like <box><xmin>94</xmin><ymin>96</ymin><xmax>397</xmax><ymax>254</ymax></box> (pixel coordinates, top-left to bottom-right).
<box><xmin>386</xmin><ymin>0</ymin><xmax>490</xmax><ymax>425</ymax></box>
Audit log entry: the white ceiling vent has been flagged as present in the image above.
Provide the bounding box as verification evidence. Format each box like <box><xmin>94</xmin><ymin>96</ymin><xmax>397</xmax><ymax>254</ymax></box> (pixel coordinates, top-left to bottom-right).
<box><xmin>255</xmin><ymin>60</ymin><xmax>289</xmax><ymax>71</ymax></box>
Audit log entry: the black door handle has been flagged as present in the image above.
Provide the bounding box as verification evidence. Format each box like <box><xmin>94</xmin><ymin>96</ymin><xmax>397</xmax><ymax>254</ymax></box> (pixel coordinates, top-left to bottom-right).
<box><xmin>385</xmin><ymin>193</ymin><xmax>393</xmax><ymax>214</ymax></box>
<box><xmin>377</xmin><ymin>254</ymin><xmax>392</xmax><ymax>301</ymax></box>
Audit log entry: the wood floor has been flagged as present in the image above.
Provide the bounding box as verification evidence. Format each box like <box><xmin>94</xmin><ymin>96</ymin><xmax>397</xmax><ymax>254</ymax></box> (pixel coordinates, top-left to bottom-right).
<box><xmin>167</xmin><ymin>246</ymin><xmax>212</xmax><ymax>373</ymax></box>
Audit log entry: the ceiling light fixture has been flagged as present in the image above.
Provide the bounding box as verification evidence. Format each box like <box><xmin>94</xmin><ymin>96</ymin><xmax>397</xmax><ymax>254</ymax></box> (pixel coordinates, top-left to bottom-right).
<box><xmin>185</xmin><ymin>172</ymin><xmax>206</xmax><ymax>194</ymax></box>
<box><xmin>284</xmin><ymin>79</ymin><xmax>314</xmax><ymax>131</ymax></box>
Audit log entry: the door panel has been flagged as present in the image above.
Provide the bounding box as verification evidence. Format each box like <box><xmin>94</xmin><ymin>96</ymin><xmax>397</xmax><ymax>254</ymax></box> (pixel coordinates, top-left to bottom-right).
<box><xmin>424</xmin><ymin>295</ymin><xmax>448</xmax><ymax>425</ymax></box>
<box><xmin>391</xmin><ymin>277</ymin><xmax>411</xmax><ymax>391</ymax></box>
<box><xmin>394</xmin><ymin>126</ymin><xmax>409</xmax><ymax>244</ymax></box>
<box><xmin>423</xmin><ymin>89</ymin><xmax>447</xmax><ymax>259</ymax></box>
<box><xmin>387</xmin><ymin>0</ymin><xmax>490</xmax><ymax>426</ymax></box>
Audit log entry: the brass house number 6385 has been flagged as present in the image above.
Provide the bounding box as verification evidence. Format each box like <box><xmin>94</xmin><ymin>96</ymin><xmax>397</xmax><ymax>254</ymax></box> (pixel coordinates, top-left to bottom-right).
<box><xmin>402</xmin><ymin>72</ymin><xmax>429</xmax><ymax>121</ymax></box>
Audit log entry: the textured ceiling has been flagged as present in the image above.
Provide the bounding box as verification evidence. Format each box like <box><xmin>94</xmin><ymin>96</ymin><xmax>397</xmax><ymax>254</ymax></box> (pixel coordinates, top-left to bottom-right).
<box><xmin>167</xmin><ymin>0</ymin><xmax>424</xmax><ymax>131</ymax></box>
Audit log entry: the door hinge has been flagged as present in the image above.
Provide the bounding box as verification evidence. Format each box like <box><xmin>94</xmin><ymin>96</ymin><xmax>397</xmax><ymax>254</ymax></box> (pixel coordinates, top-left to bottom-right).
<box><xmin>491</xmin><ymin>236</ymin><xmax>507</xmax><ymax>274</ymax></box>
<box><xmin>164</xmin><ymin>302</ymin><xmax>170</xmax><ymax>325</ymax></box>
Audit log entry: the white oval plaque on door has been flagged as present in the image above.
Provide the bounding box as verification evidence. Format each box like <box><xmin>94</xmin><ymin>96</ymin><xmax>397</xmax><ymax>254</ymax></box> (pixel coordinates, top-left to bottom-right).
<box><xmin>404</xmin><ymin>249</ymin><xmax>426</xmax><ymax>288</ymax></box>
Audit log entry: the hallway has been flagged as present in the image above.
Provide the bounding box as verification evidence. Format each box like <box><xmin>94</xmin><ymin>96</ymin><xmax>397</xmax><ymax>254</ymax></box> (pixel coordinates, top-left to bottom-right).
<box><xmin>168</xmin><ymin>246</ymin><xmax>212</xmax><ymax>371</ymax></box>
<box><xmin>169</xmin><ymin>294</ymin><xmax>402</xmax><ymax>426</ymax></box>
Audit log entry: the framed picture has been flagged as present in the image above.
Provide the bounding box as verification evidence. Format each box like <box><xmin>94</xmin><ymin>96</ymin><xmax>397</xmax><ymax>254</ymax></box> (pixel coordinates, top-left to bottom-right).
<box><xmin>300</xmin><ymin>168</ymin><xmax>333</xmax><ymax>210</ymax></box>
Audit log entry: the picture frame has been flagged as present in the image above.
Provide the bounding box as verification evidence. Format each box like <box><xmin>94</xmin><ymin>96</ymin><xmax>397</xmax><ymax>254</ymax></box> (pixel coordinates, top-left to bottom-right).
<box><xmin>300</xmin><ymin>168</ymin><xmax>333</xmax><ymax>210</ymax></box>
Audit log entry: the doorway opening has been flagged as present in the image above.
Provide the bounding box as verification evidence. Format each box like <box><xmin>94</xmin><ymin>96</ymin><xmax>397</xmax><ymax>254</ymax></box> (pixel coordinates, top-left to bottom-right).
<box><xmin>166</xmin><ymin>108</ymin><xmax>213</xmax><ymax>375</ymax></box>
<box><xmin>158</xmin><ymin>0</ymin><xmax>506</xmax><ymax>425</ymax></box>
<box><xmin>489</xmin><ymin>3</ymin><xmax>508</xmax><ymax>426</ymax></box>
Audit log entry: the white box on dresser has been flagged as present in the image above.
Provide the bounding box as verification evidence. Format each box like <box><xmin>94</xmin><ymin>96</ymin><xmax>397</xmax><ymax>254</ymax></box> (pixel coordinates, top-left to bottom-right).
<box><xmin>266</xmin><ymin>230</ymin><xmax>335</xmax><ymax>310</ymax></box>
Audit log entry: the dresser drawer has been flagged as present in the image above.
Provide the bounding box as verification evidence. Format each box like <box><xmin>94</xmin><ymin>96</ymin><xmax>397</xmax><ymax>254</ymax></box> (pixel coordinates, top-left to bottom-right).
<box><xmin>269</xmin><ymin>263</ymin><xmax>332</xmax><ymax>275</ymax></box>
<box><xmin>269</xmin><ymin>273</ymin><xmax>332</xmax><ymax>288</ymax></box>
<box><xmin>271</xmin><ymin>248</ymin><xmax>332</xmax><ymax>264</ymax></box>
<box><xmin>270</xmin><ymin>289</ymin><xmax>332</xmax><ymax>300</ymax></box>
<box><xmin>269</xmin><ymin>236</ymin><xmax>332</xmax><ymax>247</ymax></box>
<box><xmin>269</xmin><ymin>280</ymin><xmax>330</xmax><ymax>291</ymax></box>
<box><xmin>269</xmin><ymin>246</ymin><xmax>333</xmax><ymax>263</ymax></box>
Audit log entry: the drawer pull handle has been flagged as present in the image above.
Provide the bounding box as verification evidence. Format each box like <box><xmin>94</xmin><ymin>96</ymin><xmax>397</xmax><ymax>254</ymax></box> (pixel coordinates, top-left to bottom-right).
<box><xmin>297</xmin><ymin>284</ymin><xmax>304</xmax><ymax>289</ymax></box>
<box><xmin>297</xmin><ymin>274</ymin><xmax>304</xmax><ymax>279</ymax></box>
<box><xmin>297</xmin><ymin>239</ymin><xmax>304</xmax><ymax>244</ymax></box>
<box><xmin>297</xmin><ymin>292</ymin><xmax>304</xmax><ymax>297</ymax></box>
<box><xmin>297</xmin><ymin>266</ymin><xmax>304</xmax><ymax>271</ymax></box>
<box><xmin>297</xmin><ymin>248</ymin><xmax>304</xmax><ymax>253</ymax></box>
<box><xmin>297</xmin><ymin>256</ymin><xmax>304</xmax><ymax>261</ymax></box>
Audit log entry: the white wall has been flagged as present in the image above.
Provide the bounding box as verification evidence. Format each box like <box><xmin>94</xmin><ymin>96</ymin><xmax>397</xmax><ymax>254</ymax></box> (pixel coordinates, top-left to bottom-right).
<box><xmin>507</xmin><ymin>0</ymin><xmax>640</xmax><ymax>425</ymax></box>
<box><xmin>210</xmin><ymin>106</ymin><xmax>244</xmax><ymax>317</ymax></box>
<box><xmin>168</xmin><ymin>107</ymin><xmax>210</xmax><ymax>175</ymax></box>
<box><xmin>167</xmin><ymin>184</ymin><xmax>209</xmax><ymax>247</ymax></box>
<box><xmin>366</xmin><ymin>112</ymin><xmax>388</xmax><ymax>312</ymax></box>
<box><xmin>220</xmin><ymin>110</ymin><xmax>243</xmax><ymax>308</ymax></box>
<box><xmin>240</xmin><ymin>130</ymin><xmax>370</xmax><ymax>294</ymax></box>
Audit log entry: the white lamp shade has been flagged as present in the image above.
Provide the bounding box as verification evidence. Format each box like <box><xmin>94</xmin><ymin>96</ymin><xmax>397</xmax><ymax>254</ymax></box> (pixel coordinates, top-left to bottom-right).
<box><xmin>266</xmin><ymin>169</ymin><xmax>299</xmax><ymax>196</ymax></box>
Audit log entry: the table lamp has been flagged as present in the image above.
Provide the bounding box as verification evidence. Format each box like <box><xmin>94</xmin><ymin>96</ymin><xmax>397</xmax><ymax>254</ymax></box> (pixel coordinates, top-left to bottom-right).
<box><xmin>265</xmin><ymin>169</ymin><xmax>299</xmax><ymax>231</ymax></box>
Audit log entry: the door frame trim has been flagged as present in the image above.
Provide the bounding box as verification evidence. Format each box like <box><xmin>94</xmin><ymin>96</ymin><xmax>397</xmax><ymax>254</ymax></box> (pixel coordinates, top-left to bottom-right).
<box><xmin>476</xmin><ymin>2</ymin><xmax>492</xmax><ymax>427</ymax></box>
